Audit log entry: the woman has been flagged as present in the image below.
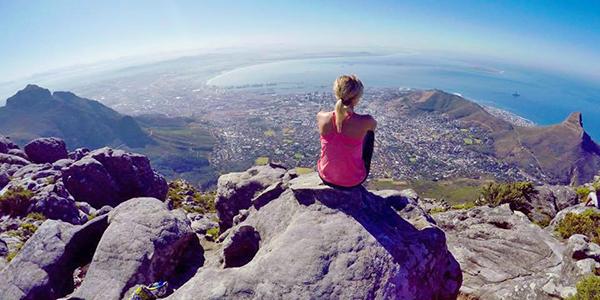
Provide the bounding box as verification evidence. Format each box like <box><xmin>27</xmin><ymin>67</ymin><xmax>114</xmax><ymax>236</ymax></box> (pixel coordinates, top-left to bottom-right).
<box><xmin>316</xmin><ymin>74</ymin><xmax>377</xmax><ymax>189</ymax></box>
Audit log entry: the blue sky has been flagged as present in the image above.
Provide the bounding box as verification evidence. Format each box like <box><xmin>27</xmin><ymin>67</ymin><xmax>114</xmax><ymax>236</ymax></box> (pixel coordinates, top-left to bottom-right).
<box><xmin>0</xmin><ymin>0</ymin><xmax>599</xmax><ymax>82</ymax></box>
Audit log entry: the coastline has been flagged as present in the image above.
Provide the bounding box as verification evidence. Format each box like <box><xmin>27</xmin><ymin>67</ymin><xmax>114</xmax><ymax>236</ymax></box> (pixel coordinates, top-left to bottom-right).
<box><xmin>481</xmin><ymin>104</ymin><xmax>536</xmax><ymax>127</ymax></box>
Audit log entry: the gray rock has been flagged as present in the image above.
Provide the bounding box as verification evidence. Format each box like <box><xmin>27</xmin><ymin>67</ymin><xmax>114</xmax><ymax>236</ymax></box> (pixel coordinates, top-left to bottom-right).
<box><xmin>71</xmin><ymin>198</ymin><xmax>203</xmax><ymax>300</ymax></box>
<box><xmin>167</xmin><ymin>172</ymin><xmax>461</xmax><ymax>300</ymax></box>
<box><xmin>24</xmin><ymin>137</ymin><xmax>68</xmax><ymax>164</ymax></box>
<box><xmin>0</xmin><ymin>153</ymin><xmax>30</xmax><ymax>166</ymax></box>
<box><xmin>433</xmin><ymin>204</ymin><xmax>578</xmax><ymax>299</ymax></box>
<box><xmin>0</xmin><ymin>238</ymin><xmax>7</xmax><ymax>256</ymax></box>
<box><xmin>0</xmin><ymin>136</ymin><xmax>18</xmax><ymax>154</ymax></box>
<box><xmin>215</xmin><ymin>165</ymin><xmax>287</xmax><ymax>231</ymax></box>
<box><xmin>190</xmin><ymin>216</ymin><xmax>218</xmax><ymax>235</ymax></box>
<box><xmin>96</xmin><ymin>205</ymin><xmax>113</xmax><ymax>216</ymax></box>
<box><xmin>62</xmin><ymin>157</ymin><xmax>120</xmax><ymax>208</ymax></box>
<box><xmin>221</xmin><ymin>225</ymin><xmax>261</xmax><ymax>268</ymax></box>
<box><xmin>68</xmin><ymin>147</ymin><xmax>90</xmax><ymax>161</ymax></box>
<box><xmin>0</xmin><ymin>172</ymin><xmax>8</xmax><ymax>190</ymax></box>
<box><xmin>251</xmin><ymin>181</ymin><xmax>285</xmax><ymax>209</ymax></box>
<box><xmin>0</xmin><ymin>216</ymin><xmax>108</xmax><ymax>300</ymax></box>
<box><xmin>7</xmin><ymin>149</ymin><xmax>28</xmax><ymax>160</ymax></box>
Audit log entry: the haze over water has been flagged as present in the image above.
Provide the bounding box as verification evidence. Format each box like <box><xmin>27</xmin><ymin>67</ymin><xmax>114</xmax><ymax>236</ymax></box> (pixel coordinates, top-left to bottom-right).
<box><xmin>208</xmin><ymin>54</ymin><xmax>600</xmax><ymax>140</ymax></box>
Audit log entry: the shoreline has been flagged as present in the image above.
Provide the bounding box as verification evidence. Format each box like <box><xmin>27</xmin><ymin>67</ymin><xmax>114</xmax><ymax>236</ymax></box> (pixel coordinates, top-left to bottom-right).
<box><xmin>481</xmin><ymin>104</ymin><xmax>536</xmax><ymax>127</ymax></box>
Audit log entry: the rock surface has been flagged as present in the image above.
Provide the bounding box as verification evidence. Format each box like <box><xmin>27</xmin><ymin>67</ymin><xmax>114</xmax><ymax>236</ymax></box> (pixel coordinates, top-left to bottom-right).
<box><xmin>24</xmin><ymin>137</ymin><xmax>68</xmax><ymax>164</ymax></box>
<box><xmin>434</xmin><ymin>204</ymin><xmax>582</xmax><ymax>299</ymax></box>
<box><xmin>167</xmin><ymin>172</ymin><xmax>462</xmax><ymax>300</ymax></box>
<box><xmin>523</xmin><ymin>185</ymin><xmax>579</xmax><ymax>225</ymax></box>
<box><xmin>71</xmin><ymin>198</ymin><xmax>203</xmax><ymax>300</ymax></box>
<box><xmin>0</xmin><ymin>216</ymin><xmax>108</xmax><ymax>300</ymax></box>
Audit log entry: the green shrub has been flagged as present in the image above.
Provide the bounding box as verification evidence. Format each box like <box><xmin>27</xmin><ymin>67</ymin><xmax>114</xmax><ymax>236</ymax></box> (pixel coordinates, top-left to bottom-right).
<box><xmin>556</xmin><ymin>209</ymin><xmax>600</xmax><ymax>244</ymax></box>
<box><xmin>479</xmin><ymin>182</ymin><xmax>537</xmax><ymax>210</ymax></box>
<box><xmin>6</xmin><ymin>242</ymin><xmax>24</xmax><ymax>262</ymax></box>
<box><xmin>167</xmin><ymin>180</ymin><xmax>216</xmax><ymax>214</ymax></box>
<box><xmin>26</xmin><ymin>212</ymin><xmax>46</xmax><ymax>221</ymax></box>
<box><xmin>0</xmin><ymin>186</ymin><xmax>34</xmax><ymax>217</ymax></box>
<box><xmin>429</xmin><ymin>207</ymin><xmax>448</xmax><ymax>214</ymax></box>
<box><xmin>18</xmin><ymin>222</ymin><xmax>38</xmax><ymax>238</ymax></box>
<box><xmin>206</xmin><ymin>227</ymin><xmax>220</xmax><ymax>241</ymax></box>
<box><xmin>576</xmin><ymin>186</ymin><xmax>592</xmax><ymax>202</ymax></box>
<box><xmin>567</xmin><ymin>275</ymin><xmax>600</xmax><ymax>300</ymax></box>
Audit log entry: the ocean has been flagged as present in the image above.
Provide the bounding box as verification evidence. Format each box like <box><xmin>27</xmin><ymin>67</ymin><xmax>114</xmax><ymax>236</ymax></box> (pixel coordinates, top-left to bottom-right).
<box><xmin>207</xmin><ymin>53</ymin><xmax>600</xmax><ymax>140</ymax></box>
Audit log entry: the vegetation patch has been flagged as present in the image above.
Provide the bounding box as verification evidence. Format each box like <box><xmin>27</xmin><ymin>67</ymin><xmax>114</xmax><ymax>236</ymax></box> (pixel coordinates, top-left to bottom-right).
<box><xmin>0</xmin><ymin>186</ymin><xmax>34</xmax><ymax>217</ymax></box>
<box><xmin>451</xmin><ymin>202</ymin><xmax>476</xmax><ymax>210</ymax></box>
<box><xmin>167</xmin><ymin>179</ymin><xmax>216</xmax><ymax>214</ymax></box>
<box><xmin>567</xmin><ymin>275</ymin><xmax>600</xmax><ymax>300</ymax></box>
<box><xmin>556</xmin><ymin>209</ymin><xmax>600</xmax><ymax>244</ymax></box>
<box><xmin>295</xmin><ymin>167</ymin><xmax>313</xmax><ymax>175</ymax></box>
<box><xmin>368</xmin><ymin>178</ymin><xmax>485</xmax><ymax>205</ymax></box>
<box><xmin>6</xmin><ymin>242</ymin><xmax>24</xmax><ymax>262</ymax></box>
<box><xmin>478</xmin><ymin>181</ymin><xmax>537</xmax><ymax>210</ymax></box>
<box><xmin>255</xmin><ymin>156</ymin><xmax>269</xmax><ymax>166</ymax></box>
<box><xmin>26</xmin><ymin>212</ymin><xmax>46</xmax><ymax>222</ymax></box>
<box><xmin>206</xmin><ymin>227</ymin><xmax>220</xmax><ymax>241</ymax></box>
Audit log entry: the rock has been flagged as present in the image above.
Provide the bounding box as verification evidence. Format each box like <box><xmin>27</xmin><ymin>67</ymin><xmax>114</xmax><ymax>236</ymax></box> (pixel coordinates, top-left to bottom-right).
<box><xmin>251</xmin><ymin>181</ymin><xmax>285</xmax><ymax>209</ymax></box>
<box><xmin>221</xmin><ymin>225</ymin><xmax>261</xmax><ymax>268</ymax></box>
<box><xmin>62</xmin><ymin>157</ymin><xmax>120</xmax><ymax>208</ymax></box>
<box><xmin>0</xmin><ymin>216</ymin><xmax>109</xmax><ymax>300</ymax></box>
<box><xmin>88</xmin><ymin>147</ymin><xmax>168</xmax><ymax>201</ymax></box>
<box><xmin>434</xmin><ymin>204</ymin><xmax>579</xmax><ymax>299</ymax></box>
<box><xmin>0</xmin><ymin>153</ymin><xmax>30</xmax><ymax>166</ymax></box>
<box><xmin>215</xmin><ymin>165</ymin><xmax>287</xmax><ymax>231</ymax></box>
<box><xmin>509</xmin><ymin>185</ymin><xmax>580</xmax><ymax>226</ymax></box>
<box><xmin>71</xmin><ymin>198</ymin><xmax>203</xmax><ymax>300</ymax></box>
<box><xmin>0</xmin><ymin>136</ymin><xmax>18</xmax><ymax>154</ymax></box>
<box><xmin>68</xmin><ymin>147</ymin><xmax>90</xmax><ymax>161</ymax></box>
<box><xmin>167</xmin><ymin>172</ymin><xmax>461</xmax><ymax>300</ymax></box>
<box><xmin>551</xmin><ymin>185</ymin><xmax>579</xmax><ymax>211</ymax></box>
<box><xmin>96</xmin><ymin>205</ymin><xmax>113</xmax><ymax>216</ymax></box>
<box><xmin>63</xmin><ymin>148</ymin><xmax>168</xmax><ymax>208</ymax></box>
<box><xmin>0</xmin><ymin>238</ymin><xmax>7</xmax><ymax>256</ymax></box>
<box><xmin>7</xmin><ymin>149</ymin><xmax>28</xmax><ymax>160</ymax></box>
<box><xmin>190</xmin><ymin>216</ymin><xmax>218</xmax><ymax>235</ymax></box>
<box><xmin>0</xmin><ymin>172</ymin><xmax>8</xmax><ymax>190</ymax></box>
<box><xmin>52</xmin><ymin>158</ymin><xmax>74</xmax><ymax>170</ymax></box>
<box><xmin>24</xmin><ymin>137</ymin><xmax>68</xmax><ymax>164</ymax></box>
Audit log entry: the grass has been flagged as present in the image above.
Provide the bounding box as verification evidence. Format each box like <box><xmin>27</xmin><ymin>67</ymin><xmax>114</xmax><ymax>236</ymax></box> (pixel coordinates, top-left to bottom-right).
<box><xmin>451</xmin><ymin>202</ymin><xmax>476</xmax><ymax>210</ymax></box>
<box><xmin>293</xmin><ymin>153</ymin><xmax>305</xmax><ymax>160</ymax></box>
<box><xmin>26</xmin><ymin>212</ymin><xmax>46</xmax><ymax>221</ymax></box>
<box><xmin>295</xmin><ymin>167</ymin><xmax>313</xmax><ymax>175</ymax></box>
<box><xmin>368</xmin><ymin>178</ymin><xmax>486</xmax><ymax>205</ymax></box>
<box><xmin>263</xmin><ymin>129</ymin><xmax>275</xmax><ymax>137</ymax></box>
<box><xmin>206</xmin><ymin>227</ymin><xmax>220</xmax><ymax>241</ymax></box>
<box><xmin>463</xmin><ymin>138</ymin><xmax>474</xmax><ymax>145</ymax></box>
<box><xmin>6</xmin><ymin>242</ymin><xmax>24</xmax><ymax>262</ymax></box>
<box><xmin>255</xmin><ymin>156</ymin><xmax>269</xmax><ymax>166</ymax></box>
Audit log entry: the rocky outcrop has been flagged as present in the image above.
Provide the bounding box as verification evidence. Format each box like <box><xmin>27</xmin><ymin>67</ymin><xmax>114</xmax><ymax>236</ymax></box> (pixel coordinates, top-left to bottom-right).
<box><xmin>168</xmin><ymin>171</ymin><xmax>462</xmax><ymax>300</ymax></box>
<box><xmin>523</xmin><ymin>185</ymin><xmax>579</xmax><ymax>225</ymax></box>
<box><xmin>434</xmin><ymin>204</ymin><xmax>582</xmax><ymax>299</ymax></box>
<box><xmin>0</xmin><ymin>216</ymin><xmax>108</xmax><ymax>300</ymax></box>
<box><xmin>24</xmin><ymin>137</ymin><xmax>68</xmax><ymax>164</ymax></box>
<box><xmin>215</xmin><ymin>164</ymin><xmax>287</xmax><ymax>231</ymax></box>
<box><xmin>71</xmin><ymin>198</ymin><xmax>203</xmax><ymax>300</ymax></box>
<box><xmin>62</xmin><ymin>147</ymin><xmax>168</xmax><ymax>208</ymax></box>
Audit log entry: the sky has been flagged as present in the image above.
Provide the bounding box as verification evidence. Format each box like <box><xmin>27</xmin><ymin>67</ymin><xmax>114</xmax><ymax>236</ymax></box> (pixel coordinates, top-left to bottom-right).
<box><xmin>0</xmin><ymin>0</ymin><xmax>599</xmax><ymax>83</ymax></box>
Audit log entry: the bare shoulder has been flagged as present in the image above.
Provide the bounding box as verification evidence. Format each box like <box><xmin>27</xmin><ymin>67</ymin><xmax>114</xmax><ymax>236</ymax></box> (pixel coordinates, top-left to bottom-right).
<box><xmin>316</xmin><ymin>111</ymin><xmax>333</xmax><ymax>124</ymax></box>
<box><xmin>355</xmin><ymin>113</ymin><xmax>377</xmax><ymax>130</ymax></box>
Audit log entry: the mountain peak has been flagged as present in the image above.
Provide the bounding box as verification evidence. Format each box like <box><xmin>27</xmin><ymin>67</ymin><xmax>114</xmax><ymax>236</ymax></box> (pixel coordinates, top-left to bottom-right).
<box><xmin>5</xmin><ymin>84</ymin><xmax>53</xmax><ymax>108</ymax></box>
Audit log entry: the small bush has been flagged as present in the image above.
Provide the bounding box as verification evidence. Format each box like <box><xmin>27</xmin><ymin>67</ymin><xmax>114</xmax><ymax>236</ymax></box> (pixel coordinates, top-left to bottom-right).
<box><xmin>576</xmin><ymin>186</ymin><xmax>592</xmax><ymax>202</ymax></box>
<box><xmin>6</xmin><ymin>242</ymin><xmax>24</xmax><ymax>262</ymax></box>
<box><xmin>556</xmin><ymin>209</ymin><xmax>600</xmax><ymax>244</ymax></box>
<box><xmin>479</xmin><ymin>182</ymin><xmax>537</xmax><ymax>210</ymax></box>
<box><xmin>429</xmin><ymin>207</ymin><xmax>448</xmax><ymax>214</ymax></box>
<box><xmin>567</xmin><ymin>275</ymin><xmax>600</xmax><ymax>300</ymax></box>
<box><xmin>206</xmin><ymin>227</ymin><xmax>220</xmax><ymax>241</ymax></box>
<box><xmin>0</xmin><ymin>186</ymin><xmax>34</xmax><ymax>217</ymax></box>
<box><xmin>26</xmin><ymin>212</ymin><xmax>46</xmax><ymax>221</ymax></box>
<box><xmin>19</xmin><ymin>222</ymin><xmax>38</xmax><ymax>238</ymax></box>
<box><xmin>167</xmin><ymin>180</ymin><xmax>216</xmax><ymax>214</ymax></box>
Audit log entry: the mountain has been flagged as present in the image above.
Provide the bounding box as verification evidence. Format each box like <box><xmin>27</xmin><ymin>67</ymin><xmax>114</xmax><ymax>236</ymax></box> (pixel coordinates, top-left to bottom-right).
<box><xmin>0</xmin><ymin>84</ymin><xmax>153</xmax><ymax>149</ymax></box>
<box><xmin>404</xmin><ymin>90</ymin><xmax>600</xmax><ymax>184</ymax></box>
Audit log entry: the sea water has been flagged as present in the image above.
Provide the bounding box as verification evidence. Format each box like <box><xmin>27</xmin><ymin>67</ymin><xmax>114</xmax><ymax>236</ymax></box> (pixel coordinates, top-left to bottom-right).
<box><xmin>207</xmin><ymin>53</ymin><xmax>600</xmax><ymax>140</ymax></box>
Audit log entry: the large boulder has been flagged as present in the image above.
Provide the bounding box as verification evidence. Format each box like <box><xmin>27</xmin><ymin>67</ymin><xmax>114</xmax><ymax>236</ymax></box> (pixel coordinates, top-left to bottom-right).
<box><xmin>215</xmin><ymin>164</ymin><xmax>287</xmax><ymax>231</ymax></box>
<box><xmin>167</xmin><ymin>172</ymin><xmax>462</xmax><ymax>300</ymax></box>
<box><xmin>0</xmin><ymin>136</ymin><xmax>18</xmax><ymax>154</ymax></box>
<box><xmin>514</xmin><ymin>185</ymin><xmax>579</xmax><ymax>226</ymax></box>
<box><xmin>71</xmin><ymin>198</ymin><xmax>203</xmax><ymax>300</ymax></box>
<box><xmin>24</xmin><ymin>137</ymin><xmax>68</xmax><ymax>164</ymax></box>
<box><xmin>0</xmin><ymin>216</ymin><xmax>109</xmax><ymax>300</ymax></box>
<box><xmin>62</xmin><ymin>148</ymin><xmax>168</xmax><ymax>208</ymax></box>
<box><xmin>434</xmin><ymin>204</ymin><xmax>580</xmax><ymax>299</ymax></box>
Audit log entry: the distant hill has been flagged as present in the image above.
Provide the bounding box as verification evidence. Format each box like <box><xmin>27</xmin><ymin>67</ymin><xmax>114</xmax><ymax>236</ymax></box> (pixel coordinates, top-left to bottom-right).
<box><xmin>404</xmin><ymin>90</ymin><xmax>600</xmax><ymax>185</ymax></box>
<box><xmin>0</xmin><ymin>84</ymin><xmax>153</xmax><ymax>149</ymax></box>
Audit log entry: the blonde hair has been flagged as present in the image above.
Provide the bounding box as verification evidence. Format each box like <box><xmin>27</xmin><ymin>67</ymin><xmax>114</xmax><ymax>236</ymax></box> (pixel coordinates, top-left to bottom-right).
<box><xmin>333</xmin><ymin>74</ymin><xmax>363</xmax><ymax>132</ymax></box>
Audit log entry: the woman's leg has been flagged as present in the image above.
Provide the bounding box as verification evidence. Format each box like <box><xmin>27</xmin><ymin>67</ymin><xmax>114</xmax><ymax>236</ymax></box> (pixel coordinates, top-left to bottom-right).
<box><xmin>362</xmin><ymin>130</ymin><xmax>374</xmax><ymax>176</ymax></box>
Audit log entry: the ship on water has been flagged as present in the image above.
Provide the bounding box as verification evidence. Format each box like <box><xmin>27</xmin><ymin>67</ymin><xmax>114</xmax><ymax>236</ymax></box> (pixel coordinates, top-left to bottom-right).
<box><xmin>512</xmin><ymin>91</ymin><xmax>520</xmax><ymax>97</ymax></box>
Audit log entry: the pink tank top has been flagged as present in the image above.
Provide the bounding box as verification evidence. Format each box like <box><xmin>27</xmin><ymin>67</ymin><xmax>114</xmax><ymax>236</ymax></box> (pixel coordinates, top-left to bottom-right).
<box><xmin>317</xmin><ymin>111</ymin><xmax>367</xmax><ymax>187</ymax></box>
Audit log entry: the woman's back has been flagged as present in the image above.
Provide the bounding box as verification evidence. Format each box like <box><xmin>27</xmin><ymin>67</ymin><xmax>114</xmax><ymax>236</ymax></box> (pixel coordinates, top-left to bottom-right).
<box><xmin>317</xmin><ymin>110</ymin><xmax>375</xmax><ymax>187</ymax></box>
